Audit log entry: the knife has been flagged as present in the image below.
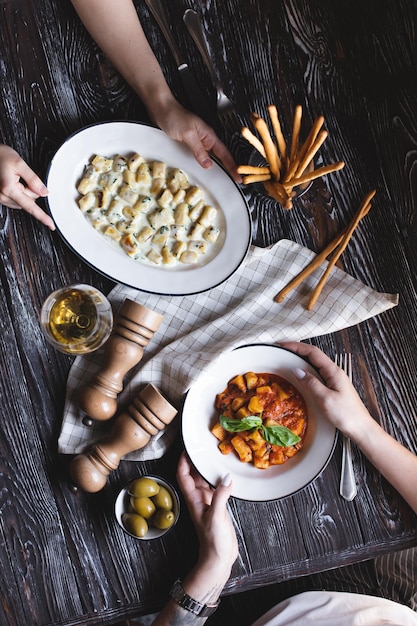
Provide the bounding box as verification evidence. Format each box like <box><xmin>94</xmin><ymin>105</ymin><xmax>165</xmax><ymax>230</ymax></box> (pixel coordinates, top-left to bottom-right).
<box><xmin>144</xmin><ymin>0</ymin><xmax>217</xmax><ymax>128</ymax></box>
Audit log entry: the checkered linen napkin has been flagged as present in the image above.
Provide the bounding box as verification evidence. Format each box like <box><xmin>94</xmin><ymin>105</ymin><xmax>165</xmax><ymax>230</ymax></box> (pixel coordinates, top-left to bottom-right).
<box><xmin>58</xmin><ymin>239</ymin><xmax>398</xmax><ymax>460</ymax></box>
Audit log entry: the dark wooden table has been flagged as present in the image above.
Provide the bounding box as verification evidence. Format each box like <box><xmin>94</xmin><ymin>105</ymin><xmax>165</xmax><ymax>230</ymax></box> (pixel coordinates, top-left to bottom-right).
<box><xmin>1</xmin><ymin>0</ymin><xmax>417</xmax><ymax>624</ymax></box>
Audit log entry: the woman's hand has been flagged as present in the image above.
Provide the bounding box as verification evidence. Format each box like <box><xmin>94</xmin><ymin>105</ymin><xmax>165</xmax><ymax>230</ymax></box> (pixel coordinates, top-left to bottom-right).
<box><xmin>280</xmin><ymin>341</ymin><xmax>373</xmax><ymax>440</ymax></box>
<box><xmin>176</xmin><ymin>452</ymin><xmax>238</xmax><ymax>585</ymax></box>
<box><xmin>151</xmin><ymin>454</ymin><xmax>237</xmax><ymax>625</ymax></box>
<box><xmin>281</xmin><ymin>341</ymin><xmax>417</xmax><ymax>514</ymax></box>
<box><xmin>71</xmin><ymin>0</ymin><xmax>241</xmax><ymax>184</ymax></box>
<box><xmin>0</xmin><ymin>145</ymin><xmax>55</xmax><ymax>230</ymax></box>
<box><xmin>152</xmin><ymin>99</ymin><xmax>242</xmax><ymax>183</ymax></box>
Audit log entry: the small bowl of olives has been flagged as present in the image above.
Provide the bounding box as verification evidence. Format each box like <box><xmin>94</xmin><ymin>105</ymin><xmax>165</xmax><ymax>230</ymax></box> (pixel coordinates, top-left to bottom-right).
<box><xmin>115</xmin><ymin>475</ymin><xmax>180</xmax><ymax>540</ymax></box>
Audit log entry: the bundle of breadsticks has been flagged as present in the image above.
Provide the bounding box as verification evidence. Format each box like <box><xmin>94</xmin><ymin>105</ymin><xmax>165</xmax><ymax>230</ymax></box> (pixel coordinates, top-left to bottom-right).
<box><xmin>275</xmin><ymin>190</ymin><xmax>376</xmax><ymax>310</ymax></box>
<box><xmin>238</xmin><ymin>104</ymin><xmax>345</xmax><ymax>209</ymax></box>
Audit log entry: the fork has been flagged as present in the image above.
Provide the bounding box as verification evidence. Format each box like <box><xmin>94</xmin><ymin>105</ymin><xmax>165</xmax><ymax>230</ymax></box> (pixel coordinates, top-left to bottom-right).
<box><xmin>334</xmin><ymin>353</ymin><xmax>358</xmax><ymax>501</ymax></box>
<box><xmin>183</xmin><ymin>9</ymin><xmax>237</xmax><ymax>125</ymax></box>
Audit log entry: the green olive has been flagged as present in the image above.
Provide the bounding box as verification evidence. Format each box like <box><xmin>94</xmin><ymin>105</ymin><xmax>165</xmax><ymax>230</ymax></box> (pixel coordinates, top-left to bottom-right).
<box><xmin>128</xmin><ymin>477</ymin><xmax>160</xmax><ymax>498</ymax></box>
<box><xmin>152</xmin><ymin>486</ymin><xmax>173</xmax><ymax>510</ymax></box>
<box><xmin>122</xmin><ymin>513</ymin><xmax>148</xmax><ymax>538</ymax></box>
<box><xmin>153</xmin><ymin>509</ymin><xmax>175</xmax><ymax>530</ymax></box>
<box><xmin>130</xmin><ymin>496</ymin><xmax>156</xmax><ymax>519</ymax></box>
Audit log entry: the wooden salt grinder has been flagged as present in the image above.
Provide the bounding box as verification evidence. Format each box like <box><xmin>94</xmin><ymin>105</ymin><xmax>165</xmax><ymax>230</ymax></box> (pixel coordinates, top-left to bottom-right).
<box><xmin>70</xmin><ymin>383</ymin><xmax>177</xmax><ymax>493</ymax></box>
<box><xmin>77</xmin><ymin>299</ymin><xmax>163</xmax><ymax>421</ymax></box>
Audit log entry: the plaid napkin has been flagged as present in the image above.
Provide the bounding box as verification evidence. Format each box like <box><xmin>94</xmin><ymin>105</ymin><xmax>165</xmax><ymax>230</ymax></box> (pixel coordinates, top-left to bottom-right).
<box><xmin>58</xmin><ymin>239</ymin><xmax>398</xmax><ymax>460</ymax></box>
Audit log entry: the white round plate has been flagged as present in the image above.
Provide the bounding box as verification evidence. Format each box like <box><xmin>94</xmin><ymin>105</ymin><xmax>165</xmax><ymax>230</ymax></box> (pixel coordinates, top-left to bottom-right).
<box><xmin>46</xmin><ymin>121</ymin><xmax>251</xmax><ymax>296</ymax></box>
<box><xmin>182</xmin><ymin>344</ymin><xmax>337</xmax><ymax>501</ymax></box>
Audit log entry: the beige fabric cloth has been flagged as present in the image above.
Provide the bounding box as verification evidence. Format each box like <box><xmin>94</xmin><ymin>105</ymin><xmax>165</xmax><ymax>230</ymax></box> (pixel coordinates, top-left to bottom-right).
<box><xmin>251</xmin><ymin>590</ymin><xmax>417</xmax><ymax>626</ymax></box>
<box><xmin>58</xmin><ymin>239</ymin><xmax>398</xmax><ymax>459</ymax></box>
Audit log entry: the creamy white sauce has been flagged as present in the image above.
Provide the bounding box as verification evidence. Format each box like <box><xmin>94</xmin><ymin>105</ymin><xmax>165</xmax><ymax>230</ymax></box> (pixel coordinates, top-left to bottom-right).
<box><xmin>77</xmin><ymin>153</ymin><xmax>223</xmax><ymax>268</ymax></box>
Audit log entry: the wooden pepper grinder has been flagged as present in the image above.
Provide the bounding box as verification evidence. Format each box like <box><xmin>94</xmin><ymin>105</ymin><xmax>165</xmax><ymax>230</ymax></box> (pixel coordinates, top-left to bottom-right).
<box><xmin>70</xmin><ymin>383</ymin><xmax>177</xmax><ymax>492</ymax></box>
<box><xmin>77</xmin><ymin>299</ymin><xmax>163</xmax><ymax>421</ymax></box>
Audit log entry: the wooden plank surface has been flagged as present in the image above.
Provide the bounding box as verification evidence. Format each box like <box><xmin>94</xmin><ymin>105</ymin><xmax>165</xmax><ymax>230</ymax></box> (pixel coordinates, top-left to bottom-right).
<box><xmin>0</xmin><ymin>0</ymin><xmax>416</xmax><ymax>623</ymax></box>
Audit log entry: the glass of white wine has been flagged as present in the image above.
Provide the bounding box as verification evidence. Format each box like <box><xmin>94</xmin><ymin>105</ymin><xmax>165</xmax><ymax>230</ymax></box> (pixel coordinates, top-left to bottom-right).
<box><xmin>40</xmin><ymin>284</ymin><xmax>113</xmax><ymax>355</ymax></box>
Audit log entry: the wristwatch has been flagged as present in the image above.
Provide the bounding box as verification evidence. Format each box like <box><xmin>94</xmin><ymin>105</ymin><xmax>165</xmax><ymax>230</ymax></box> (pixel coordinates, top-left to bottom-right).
<box><xmin>169</xmin><ymin>578</ymin><xmax>220</xmax><ymax>617</ymax></box>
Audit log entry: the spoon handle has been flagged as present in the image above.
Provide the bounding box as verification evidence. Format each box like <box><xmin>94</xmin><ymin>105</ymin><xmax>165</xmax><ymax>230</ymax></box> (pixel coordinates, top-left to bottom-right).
<box><xmin>340</xmin><ymin>436</ymin><xmax>357</xmax><ymax>501</ymax></box>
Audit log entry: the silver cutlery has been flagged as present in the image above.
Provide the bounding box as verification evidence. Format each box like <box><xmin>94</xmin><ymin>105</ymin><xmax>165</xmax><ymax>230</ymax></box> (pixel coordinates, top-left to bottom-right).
<box><xmin>334</xmin><ymin>353</ymin><xmax>357</xmax><ymax>501</ymax></box>
<box><xmin>144</xmin><ymin>0</ymin><xmax>216</xmax><ymax>126</ymax></box>
<box><xmin>183</xmin><ymin>9</ymin><xmax>237</xmax><ymax>125</ymax></box>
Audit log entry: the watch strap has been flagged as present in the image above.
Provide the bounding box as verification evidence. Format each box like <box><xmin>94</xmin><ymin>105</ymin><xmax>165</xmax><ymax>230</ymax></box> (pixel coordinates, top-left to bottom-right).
<box><xmin>169</xmin><ymin>578</ymin><xmax>220</xmax><ymax>617</ymax></box>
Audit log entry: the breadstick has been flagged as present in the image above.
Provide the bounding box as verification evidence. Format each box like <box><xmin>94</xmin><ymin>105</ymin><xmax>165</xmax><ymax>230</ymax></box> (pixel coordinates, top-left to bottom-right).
<box><xmin>237</xmin><ymin>165</ymin><xmax>270</xmax><ymax>175</ymax></box>
<box><xmin>283</xmin><ymin>161</ymin><xmax>345</xmax><ymax>189</ymax></box>
<box><xmin>297</xmin><ymin>115</ymin><xmax>325</xmax><ymax>162</ymax></box>
<box><xmin>263</xmin><ymin>180</ymin><xmax>289</xmax><ymax>207</ymax></box>
<box><xmin>274</xmin><ymin>194</ymin><xmax>374</xmax><ymax>303</ymax></box>
<box><xmin>285</xmin><ymin>115</ymin><xmax>325</xmax><ymax>182</ymax></box>
<box><xmin>253</xmin><ymin>116</ymin><xmax>281</xmax><ymax>181</ymax></box>
<box><xmin>294</xmin><ymin>130</ymin><xmax>328</xmax><ymax>178</ymax></box>
<box><xmin>289</xmin><ymin>104</ymin><xmax>302</xmax><ymax>163</ymax></box>
<box><xmin>268</xmin><ymin>105</ymin><xmax>287</xmax><ymax>161</ymax></box>
<box><xmin>240</xmin><ymin>106</ymin><xmax>346</xmax><ymax>208</ymax></box>
<box><xmin>274</xmin><ymin>228</ymin><xmax>348</xmax><ymax>302</ymax></box>
<box><xmin>277</xmin><ymin>181</ymin><xmax>294</xmax><ymax>210</ymax></box>
<box><xmin>242</xmin><ymin>173</ymin><xmax>271</xmax><ymax>184</ymax></box>
<box><xmin>359</xmin><ymin>200</ymin><xmax>372</xmax><ymax>219</ymax></box>
<box><xmin>241</xmin><ymin>127</ymin><xmax>266</xmax><ymax>158</ymax></box>
<box><xmin>307</xmin><ymin>190</ymin><xmax>376</xmax><ymax>310</ymax></box>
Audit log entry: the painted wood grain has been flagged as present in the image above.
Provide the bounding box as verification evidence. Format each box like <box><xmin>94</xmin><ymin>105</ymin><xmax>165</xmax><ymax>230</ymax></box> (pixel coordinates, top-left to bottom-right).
<box><xmin>0</xmin><ymin>0</ymin><xmax>416</xmax><ymax>623</ymax></box>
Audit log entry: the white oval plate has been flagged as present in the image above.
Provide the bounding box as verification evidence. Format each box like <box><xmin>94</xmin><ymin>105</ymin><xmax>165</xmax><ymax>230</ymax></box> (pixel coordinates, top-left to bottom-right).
<box><xmin>46</xmin><ymin>121</ymin><xmax>251</xmax><ymax>296</ymax></box>
<box><xmin>182</xmin><ymin>344</ymin><xmax>337</xmax><ymax>501</ymax></box>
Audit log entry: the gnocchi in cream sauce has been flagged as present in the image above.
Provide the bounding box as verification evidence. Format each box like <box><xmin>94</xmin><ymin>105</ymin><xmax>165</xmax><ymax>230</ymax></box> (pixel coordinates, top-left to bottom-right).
<box><xmin>77</xmin><ymin>153</ymin><xmax>222</xmax><ymax>267</ymax></box>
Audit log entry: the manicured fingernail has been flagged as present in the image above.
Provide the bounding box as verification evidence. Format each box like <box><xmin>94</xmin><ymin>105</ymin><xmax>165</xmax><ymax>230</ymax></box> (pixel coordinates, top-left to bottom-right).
<box><xmin>37</xmin><ymin>183</ymin><xmax>48</xmax><ymax>195</ymax></box>
<box><xmin>221</xmin><ymin>473</ymin><xmax>232</xmax><ymax>487</ymax></box>
<box><xmin>293</xmin><ymin>367</ymin><xmax>307</xmax><ymax>379</ymax></box>
<box><xmin>202</xmin><ymin>159</ymin><xmax>212</xmax><ymax>168</ymax></box>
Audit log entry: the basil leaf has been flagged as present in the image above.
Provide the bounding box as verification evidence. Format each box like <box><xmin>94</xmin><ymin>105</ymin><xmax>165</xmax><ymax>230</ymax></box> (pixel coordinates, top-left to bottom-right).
<box><xmin>219</xmin><ymin>414</ymin><xmax>301</xmax><ymax>447</ymax></box>
<box><xmin>220</xmin><ymin>414</ymin><xmax>263</xmax><ymax>432</ymax></box>
<box><xmin>261</xmin><ymin>424</ymin><xmax>301</xmax><ymax>447</ymax></box>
